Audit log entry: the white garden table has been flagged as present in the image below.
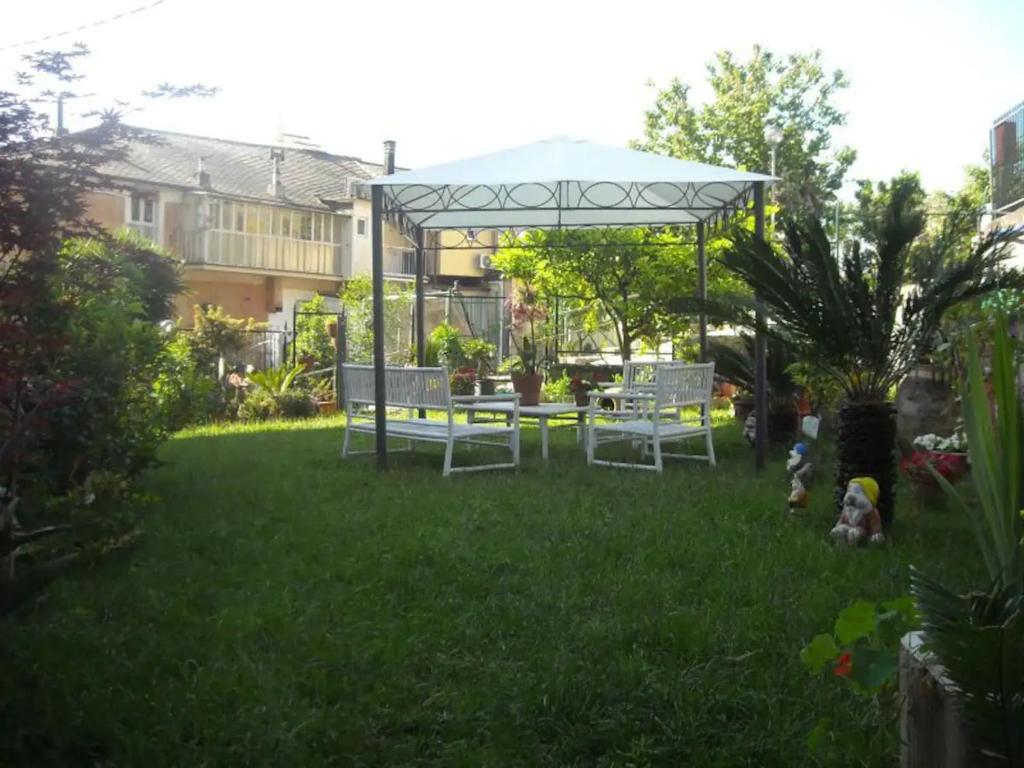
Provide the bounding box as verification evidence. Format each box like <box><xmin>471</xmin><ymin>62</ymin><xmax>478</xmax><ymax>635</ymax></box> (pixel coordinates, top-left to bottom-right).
<box><xmin>465</xmin><ymin>402</ymin><xmax>588</xmax><ymax>460</ymax></box>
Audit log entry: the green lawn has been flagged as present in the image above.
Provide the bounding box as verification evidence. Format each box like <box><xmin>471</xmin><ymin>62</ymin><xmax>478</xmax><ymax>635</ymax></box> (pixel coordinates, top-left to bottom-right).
<box><xmin>0</xmin><ymin>414</ymin><xmax>981</xmax><ymax>766</ymax></box>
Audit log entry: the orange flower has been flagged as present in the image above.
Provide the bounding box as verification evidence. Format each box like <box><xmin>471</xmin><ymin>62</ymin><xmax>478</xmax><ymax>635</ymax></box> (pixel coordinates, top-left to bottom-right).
<box><xmin>833</xmin><ymin>651</ymin><xmax>852</xmax><ymax>678</ymax></box>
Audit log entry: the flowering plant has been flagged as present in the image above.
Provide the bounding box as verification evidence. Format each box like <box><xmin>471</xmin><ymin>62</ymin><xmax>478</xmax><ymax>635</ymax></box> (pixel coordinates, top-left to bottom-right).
<box><xmin>506</xmin><ymin>286</ymin><xmax>548</xmax><ymax>375</ymax></box>
<box><xmin>800</xmin><ymin>597</ymin><xmax>919</xmax><ymax>761</ymax></box>
<box><xmin>901</xmin><ymin>449</ymin><xmax>969</xmax><ymax>486</ymax></box>
<box><xmin>569</xmin><ymin>376</ymin><xmax>596</xmax><ymax>394</ymax></box>
<box><xmin>450</xmin><ymin>367</ymin><xmax>477</xmax><ymax>396</ymax></box>
<box><xmin>912</xmin><ymin>432</ymin><xmax>966</xmax><ymax>452</ymax></box>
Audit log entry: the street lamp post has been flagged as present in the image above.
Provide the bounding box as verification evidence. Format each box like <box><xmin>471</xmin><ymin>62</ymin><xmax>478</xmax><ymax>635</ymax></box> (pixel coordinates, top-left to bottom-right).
<box><xmin>764</xmin><ymin>125</ymin><xmax>783</xmax><ymax>228</ymax></box>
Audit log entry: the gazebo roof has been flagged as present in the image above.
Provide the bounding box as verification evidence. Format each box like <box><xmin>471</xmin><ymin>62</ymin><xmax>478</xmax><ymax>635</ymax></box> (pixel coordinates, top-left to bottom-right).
<box><xmin>368</xmin><ymin>136</ymin><xmax>775</xmax><ymax>230</ymax></box>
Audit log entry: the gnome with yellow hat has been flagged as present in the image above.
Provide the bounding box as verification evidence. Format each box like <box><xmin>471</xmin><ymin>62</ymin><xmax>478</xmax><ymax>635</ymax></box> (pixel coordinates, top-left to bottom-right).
<box><xmin>830</xmin><ymin>477</ymin><xmax>885</xmax><ymax>545</ymax></box>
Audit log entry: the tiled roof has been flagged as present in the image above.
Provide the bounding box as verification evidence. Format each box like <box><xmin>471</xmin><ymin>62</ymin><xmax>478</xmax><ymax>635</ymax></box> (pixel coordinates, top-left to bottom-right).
<box><xmin>96</xmin><ymin>127</ymin><xmax>390</xmax><ymax>211</ymax></box>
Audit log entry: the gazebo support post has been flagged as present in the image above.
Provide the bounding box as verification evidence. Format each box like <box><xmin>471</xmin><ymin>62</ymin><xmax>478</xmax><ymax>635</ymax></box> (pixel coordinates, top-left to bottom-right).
<box><xmin>371</xmin><ymin>185</ymin><xmax>388</xmax><ymax>469</ymax></box>
<box><xmin>753</xmin><ymin>181</ymin><xmax>768</xmax><ymax>470</ymax></box>
<box><xmin>415</xmin><ymin>227</ymin><xmax>426</xmax><ymax>418</ymax></box>
<box><xmin>696</xmin><ymin>221</ymin><xmax>708</xmax><ymax>362</ymax></box>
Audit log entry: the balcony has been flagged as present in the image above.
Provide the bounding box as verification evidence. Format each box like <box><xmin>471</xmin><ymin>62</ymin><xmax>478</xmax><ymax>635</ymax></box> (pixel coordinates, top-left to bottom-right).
<box><xmin>183</xmin><ymin>229</ymin><xmax>345</xmax><ymax>277</ymax></box>
<box><xmin>383</xmin><ymin>245</ymin><xmax>417</xmax><ymax>278</ymax></box>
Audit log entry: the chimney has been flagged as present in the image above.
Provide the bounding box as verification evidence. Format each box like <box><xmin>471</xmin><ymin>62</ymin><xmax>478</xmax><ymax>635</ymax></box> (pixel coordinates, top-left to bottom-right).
<box><xmin>268</xmin><ymin>148</ymin><xmax>286</xmax><ymax>198</ymax></box>
<box><xmin>383</xmin><ymin>139</ymin><xmax>396</xmax><ymax>175</ymax></box>
<box><xmin>195</xmin><ymin>157</ymin><xmax>211</xmax><ymax>188</ymax></box>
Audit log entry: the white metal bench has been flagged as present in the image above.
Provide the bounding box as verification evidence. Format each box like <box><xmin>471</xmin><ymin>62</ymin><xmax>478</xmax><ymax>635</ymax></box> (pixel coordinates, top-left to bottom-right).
<box><xmin>341</xmin><ymin>364</ymin><xmax>520</xmax><ymax>476</ymax></box>
<box><xmin>587</xmin><ymin>362</ymin><xmax>716</xmax><ymax>472</ymax></box>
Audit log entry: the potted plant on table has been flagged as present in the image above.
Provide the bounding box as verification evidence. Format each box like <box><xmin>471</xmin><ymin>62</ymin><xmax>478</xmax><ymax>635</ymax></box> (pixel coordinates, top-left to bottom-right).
<box><xmin>462</xmin><ymin>337</ymin><xmax>497</xmax><ymax>396</ymax></box>
<box><xmin>450</xmin><ymin>367</ymin><xmax>477</xmax><ymax>396</ymax></box>
<box><xmin>506</xmin><ymin>286</ymin><xmax>547</xmax><ymax>406</ymax></box>
<box><xmin>569</xmin><ymin>375</ymin><xmax>597</xmax><ymax>407</ymax></box>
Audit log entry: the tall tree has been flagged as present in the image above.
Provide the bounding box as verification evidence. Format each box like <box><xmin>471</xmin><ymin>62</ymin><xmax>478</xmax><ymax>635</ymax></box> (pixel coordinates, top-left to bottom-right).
<box><xmin>635</xmin><ymin>46</ymin><xmax>855</xmax><ymax>218</ymax></box>
<box><xmin>493</xmin><ymin>229</ymin><xmax>744</xmax><ymax>362</ymax></box>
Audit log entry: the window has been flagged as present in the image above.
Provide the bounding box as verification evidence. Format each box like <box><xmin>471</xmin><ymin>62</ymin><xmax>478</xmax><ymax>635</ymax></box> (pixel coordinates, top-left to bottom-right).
<box><xmin>207</xmin><ymin>200</ymin><xmax>221</xmax><ymax>229</ymax></box>
<box><xmin>401</xmin><ymin>249</ymin><xmax>416</xmax><ymax>275</ymax></box>
<box><xmin>356</xmin><ymin>217</ymin><xmax>368</xmax><ymax>236</ymax></box>
<box><xmin>127</xmin><ymin>193</ymin><xmax>157</xmax><ymax>241</ymax></box>
<box><xmin>234</xmin><ymin>203</ymin><xmax>245</xmax><ymax>232</ymax></box>
<box><xmin>279</xmin><ymin>210</ymin><xmax>291</xmax><ymax>238</ymax></box>
<box><xmin>297</xmin><ymin>213</ymin><xmax>313</xmax><ymax>241</ymax></box>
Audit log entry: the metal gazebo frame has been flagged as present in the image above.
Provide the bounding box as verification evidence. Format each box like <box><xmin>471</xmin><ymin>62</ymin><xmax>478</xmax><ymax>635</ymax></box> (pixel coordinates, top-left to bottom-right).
<box><xmin>366</xmin><ymin>137</ymin><xmax>776</xmax><ymax>470</ymax></box>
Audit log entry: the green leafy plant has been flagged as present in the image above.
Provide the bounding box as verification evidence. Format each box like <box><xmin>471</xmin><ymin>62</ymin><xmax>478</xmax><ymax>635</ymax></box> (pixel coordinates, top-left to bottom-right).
<box><xmin>801</xmin><ymin>597</ymin><xmax>919</xmax><ymax>762</ymax></box>
<box><xmin>461</xmin><ymin>338</ymin><xmax>496</xmax><ymax>375</ymax></box>
<box><xmin>275</xmin><ymin>391</ymin><xmax>316</xmax><ymax>420</ymax></box>
<box><xmin>248</xmin><ymin>364</ymin><xmax>304</xmax><ymax>396</ymax></box>
<box><xmin>237</xmin><ymin>389</ymin><xmax>280</xmax><ymax>422</ymax></box>
<box><xmin>911</xmin><ymin>313</ymin><xmax>1023</xmax><ymax>766</ymax></box>
<box><xmin>429</xmin><ymin>323</ymin><xmax>464</xmax><ymax>371</ymax></box>
<box><xmin>294</xmin><ymin>294</ymin><xmax>336</xmax><ymax>370</ymax></box>
<box><xmin>542</xmin><ymin>374</ymin><xmax>573</xmax><ymax>401</ymax></box>
<box><xmin>339</xmin><ymin>276</ymin><xmax>414</xmax><ymax>365</ymax></box>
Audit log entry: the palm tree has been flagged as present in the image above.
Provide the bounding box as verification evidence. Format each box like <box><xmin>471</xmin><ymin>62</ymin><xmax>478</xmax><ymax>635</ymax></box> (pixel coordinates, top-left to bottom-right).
<box><xmin>717</xmin><ymin>181</ymin><xmax>1021</xmax><ymax>525</ymax></box>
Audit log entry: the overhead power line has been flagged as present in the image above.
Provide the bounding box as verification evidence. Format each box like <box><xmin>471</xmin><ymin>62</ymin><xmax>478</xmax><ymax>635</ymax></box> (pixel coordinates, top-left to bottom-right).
<box><xmin>0</xmin><ymin>0</ymin><xmax>167</xmax><ymax>53</ymax></box>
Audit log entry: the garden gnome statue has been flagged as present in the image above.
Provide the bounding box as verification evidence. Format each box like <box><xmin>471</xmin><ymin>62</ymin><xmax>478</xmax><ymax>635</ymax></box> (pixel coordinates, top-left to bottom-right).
<box><xmin>786</xmin><ymin>442</ymin><xmax>813</xmax><ymax>511</ymax></box>
<box><xmin>830</xmin><ymin>477</ymin><xmax>884</xmax><ymax>545</ymax></box>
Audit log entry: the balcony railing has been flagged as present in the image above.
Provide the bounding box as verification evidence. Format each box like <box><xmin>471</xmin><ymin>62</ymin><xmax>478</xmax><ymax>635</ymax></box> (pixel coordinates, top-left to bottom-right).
<box><xmin>383</xmin><ymin>246</ymin><xmax>417</xmax><ymax>278</ymax></box>
<box><xmin>182</xmin><ymin>230</ymin><xmax>345</xmax><ymax>276</ymax></box>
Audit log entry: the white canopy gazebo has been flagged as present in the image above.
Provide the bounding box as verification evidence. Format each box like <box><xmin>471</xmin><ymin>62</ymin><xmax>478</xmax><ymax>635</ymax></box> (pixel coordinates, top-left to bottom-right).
<box><xmin>366</xmin><ymin>137</ymin><xmax>776</xmax><ymax>469</ymax></box>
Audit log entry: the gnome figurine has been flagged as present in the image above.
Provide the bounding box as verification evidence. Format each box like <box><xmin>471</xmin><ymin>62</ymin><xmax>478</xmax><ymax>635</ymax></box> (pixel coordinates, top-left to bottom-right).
<box><xmin>787</xmin><ymin>442</ymin><xmax>813</xmax><ymax>512</ymax></box>
<box><xmin>830</xmin><ymin>477</ymin><xmax>884</xmax><ymax>545</ymax></box>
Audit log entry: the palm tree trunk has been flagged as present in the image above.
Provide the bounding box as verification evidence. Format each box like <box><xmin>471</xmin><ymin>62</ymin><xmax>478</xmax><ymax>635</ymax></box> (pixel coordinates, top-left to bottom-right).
<box><xmin>834</xmin><ymin>401</ymin><xmax>897</xmax><ymax>528</ymax></box>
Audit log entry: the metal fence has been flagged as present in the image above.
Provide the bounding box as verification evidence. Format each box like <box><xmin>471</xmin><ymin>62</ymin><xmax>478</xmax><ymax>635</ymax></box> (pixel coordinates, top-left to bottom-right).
<box><xmin>237</xmin><ymin>330</ymin><xmax>287</xmax><ymax>370</ymax></box>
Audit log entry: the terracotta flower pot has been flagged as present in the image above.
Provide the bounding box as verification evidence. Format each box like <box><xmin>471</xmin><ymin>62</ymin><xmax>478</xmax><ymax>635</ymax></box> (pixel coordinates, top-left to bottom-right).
<box><xmin>512</xmin><ymin>372</ymin><xmax>543</xmax><ymax>406</ymax></box>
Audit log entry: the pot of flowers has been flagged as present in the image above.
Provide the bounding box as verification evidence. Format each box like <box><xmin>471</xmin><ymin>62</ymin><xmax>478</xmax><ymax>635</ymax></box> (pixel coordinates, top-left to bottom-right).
<box><xmin>450</xmin><ymin>367</ymin><xmax>477</xmax><ymax>397</ymax></box>
<box><xmin>509</xmin><ymin>362</ymin><xmax>543</xmax><ymax>405</ymax></box>
<box><xmin>462</xmin><ymin>338</ymin><xmax>497</xmax><ymax>397</ymax></box>
<box><xmin>570</xmin><ymin>375</ymin><xmax>597</xmax><ymax>407</ymax></box>
<box><xmin>900</xmin><ymin>433</ymin><xmax>969</xmax><ymax>492</ymax></box>
<box><xmin>506</xmin><ymin>286</ymin><xmax>547</xmax><ymax>406</ymax></box>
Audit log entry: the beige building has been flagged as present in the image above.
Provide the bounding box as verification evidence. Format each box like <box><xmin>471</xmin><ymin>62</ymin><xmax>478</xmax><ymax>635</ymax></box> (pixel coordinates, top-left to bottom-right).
<box><xmin>86</xmin><ymin>128</ymin><xmax>501</xmax><ymax>331</ymax></box>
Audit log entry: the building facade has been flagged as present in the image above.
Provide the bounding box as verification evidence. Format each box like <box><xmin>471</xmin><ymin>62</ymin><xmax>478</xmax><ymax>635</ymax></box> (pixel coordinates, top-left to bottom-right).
<box><xmin>990</xmin><ymin>101</ymin><xmax>1024</xmax><ymax>266</ymax></box>
<box><xmin>86</xmin><ymin>129</ymin><xmax>501</xmax><ymax>332</ymax></box>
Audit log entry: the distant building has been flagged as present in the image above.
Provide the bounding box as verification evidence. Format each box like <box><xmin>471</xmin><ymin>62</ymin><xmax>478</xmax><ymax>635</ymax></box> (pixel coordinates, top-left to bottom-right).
<box><xmin>85</xmin><ymin>128</ymin><xmax>501</xmax><ymax>331</ymax></box>
<box><xmin>990</xmin><ymin>101</ymin><xmax>1024</xmax><ymax>265</ymax></box>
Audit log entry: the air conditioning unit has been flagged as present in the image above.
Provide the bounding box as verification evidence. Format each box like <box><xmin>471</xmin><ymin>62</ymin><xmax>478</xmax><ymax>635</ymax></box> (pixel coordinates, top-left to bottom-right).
<box><xmin>478</xmin><ymin>253</ymin><xmax>494</xmax><ymax>270</ymax></box>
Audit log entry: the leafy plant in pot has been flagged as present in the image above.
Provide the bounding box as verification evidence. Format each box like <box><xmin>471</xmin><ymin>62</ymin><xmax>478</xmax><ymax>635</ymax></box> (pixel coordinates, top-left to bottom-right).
<box><xmin>712</xmin><ymin>180</ymin><xmax>1021</xmax><ymax>526</ymax></box>
<box><xmin>911</xmin><ymin>314</ymin><xmax>1023</xmax><ymax>765</ymax></box>
<box><xmin>506</xmin><ymin>286</ymin><xmax>547</xmax><ymax>405</ymax></box>
<box><xmin>462</xmin><ymin>337</ymin><xmax>497</xmax><ymax>395</ymax></box>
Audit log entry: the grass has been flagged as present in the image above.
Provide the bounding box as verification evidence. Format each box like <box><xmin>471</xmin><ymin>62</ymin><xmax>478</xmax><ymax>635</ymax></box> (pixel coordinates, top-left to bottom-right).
<box><xmin>0</xmin><ymin>413</ymin><xmax>982</xmax><ymax>766</ymax></box>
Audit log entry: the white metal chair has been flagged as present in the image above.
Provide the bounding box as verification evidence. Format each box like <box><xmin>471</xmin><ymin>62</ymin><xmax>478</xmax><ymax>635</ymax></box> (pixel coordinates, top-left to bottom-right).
<box><xmin>586</xmin><ymin>362</ymin><xmax>716</xmax><ymax>472</ymax></box>
<box><xmin>341</xmin><ymin>364</ymin><xmax>520</xmax><ymax>476</ymax></box>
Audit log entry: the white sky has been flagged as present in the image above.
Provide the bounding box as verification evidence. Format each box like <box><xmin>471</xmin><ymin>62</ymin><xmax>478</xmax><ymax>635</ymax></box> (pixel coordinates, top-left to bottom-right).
<box><xmin>2</xmin><ymin>0</ymin><xmax>1021</xmax><ymax>197</ymax></box>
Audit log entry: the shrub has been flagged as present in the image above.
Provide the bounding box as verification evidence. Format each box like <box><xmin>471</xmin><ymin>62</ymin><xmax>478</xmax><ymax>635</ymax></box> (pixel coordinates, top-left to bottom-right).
<box><xmin>276</xmin><ymin>391</ymin><xmax>316</xmax><ymax>419</ymax></box>
<box><xmin>154</xmin><ymin>334</ymin><xmax>223</xmax><ymax>429</ymax></box>
<box><xmin>340</xmin><ymin>276</ymin><xmax>414</xmax><ymax>364</ymax></box>
<box><xmin>430</xmin><ymin>323</ymin><xmax>464</xmax><ymax>370</ymax></box>
<box><xmin>1</xmin><ymin>233</ymin><xmax>183</xmax><ymax>604</ymax></box>
<box><xmin>294</xmin><ymin>294</ymin><xmax>335</xmax><ymax>370</ymax></box>
<box><xmin>237</xmin><ymin>389</ymin><xmax>281</xmax><ymax>422</ymax></box>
